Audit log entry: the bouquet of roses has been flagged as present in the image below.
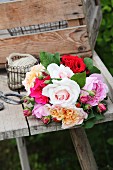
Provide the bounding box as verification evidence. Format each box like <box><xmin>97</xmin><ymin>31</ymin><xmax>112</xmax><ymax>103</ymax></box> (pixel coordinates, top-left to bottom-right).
<box><xmin>22</xmin><ymin>52</ymin><xmax>108</xmax><ymax>129</ymax></box>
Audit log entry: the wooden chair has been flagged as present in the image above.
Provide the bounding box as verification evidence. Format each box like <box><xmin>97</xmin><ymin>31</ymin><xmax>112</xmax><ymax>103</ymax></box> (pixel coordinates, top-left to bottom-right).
<box><xmin>0</xmin><ymin>0</ymin><xmax>113</xmax><ymax>169</ymax></box>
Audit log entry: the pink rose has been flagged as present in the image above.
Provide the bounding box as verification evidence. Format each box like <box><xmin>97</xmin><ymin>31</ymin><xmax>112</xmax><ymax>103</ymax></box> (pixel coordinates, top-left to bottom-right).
<box><xmin>41</xmin><ymin>116</ymin><xmax>51</xmax><ymax>124</ymax></box>
<box><xmin>80</xmin><ymin>95</ymin><xmax>89</xmax><ymax>104</ymax></box>
<box><xmin>23</xmin><ymin>107</ymin><xmax>32</xmax><ymax>117</ymax></box>
<box><xmin>30</xmin><ymin>77</ymin><xmax>49</xmax><ymax>104</ymax></box>
<box><xmin>32</xmin><ymin>104</ymin><xmax>50</xmax><ymax>119</ymax></box>
<box><xmin>81</xmin><ymin>74</ymin><xmax>108</xmax><ymax>106</ymax></box>
<box><xmin>97</xmin><ymin>103</ymin><xmax>107</xmax><ymax>113</ymax></box>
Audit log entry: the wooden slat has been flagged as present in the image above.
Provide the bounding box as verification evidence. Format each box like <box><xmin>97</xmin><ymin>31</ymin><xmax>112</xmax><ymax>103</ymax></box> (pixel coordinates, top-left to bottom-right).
<box><xmin>0</xmin><ymin>0</ymin><xmax>84</xmax><ymax>30</ymax></box>
<box><xmin>88</xmin><ymin>6</ymin><xmax>102</xmax><ymax>49</ymax></box>
<box><xmin>0</xmin><ymin>26</ymin><xmax>91</xmax><ymax>64</ymax></box>
<box><xmin>82</xmin><ymin>0</ymin><xmax>102</xmax><ymax>47</ymax></box>
<box><xmin>70</xmin><ymin>128</ymin><xmax>98</xmax><ymax>170</ymax></box>
<box><xmin>83</xmin><ymin>0</ymin><xmax>96</xmax><ymax>21</ymax></box>
<box><xmin>0</xmin><ymin>72</ymin><xmax>29</xmax><ymax>140</ymax></box>
<box><xmin>96</xmin><ymin>98</ymin><xmax>113</xmax><ymax>124</ymax></box>
<box><xmin>68</xmin><ymin>19</ymin><xmax>80</xmax><ymax>27</ymax></box>
<box><xmin>16</xmin><ymin>137</ymin><xmax>31</xmax><ymax>170</ymax></box>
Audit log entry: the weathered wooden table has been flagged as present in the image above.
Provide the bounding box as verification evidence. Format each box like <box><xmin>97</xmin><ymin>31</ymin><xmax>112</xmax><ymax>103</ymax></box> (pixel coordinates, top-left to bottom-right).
<box><xmin>0</xmin><ymin>52</ymin><xmax>113</xmax><ymax>170</ymax></box>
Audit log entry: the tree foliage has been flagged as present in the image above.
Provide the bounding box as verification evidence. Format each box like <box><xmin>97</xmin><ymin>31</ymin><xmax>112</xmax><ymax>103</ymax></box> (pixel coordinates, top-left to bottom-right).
<box><xmin>96</xmin><ymin>0</ymin><xmax>113</xmax><ymax>75</ymax></box>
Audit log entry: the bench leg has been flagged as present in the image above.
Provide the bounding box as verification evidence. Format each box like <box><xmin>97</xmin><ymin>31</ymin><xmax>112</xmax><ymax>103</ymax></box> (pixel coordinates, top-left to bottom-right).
<box><xmin>70</xmin><ymin>127</ymin><xmax>98</xmax><ymax>170</ymax></box>
<box><xmin>16</xmin><ymin>137</ymin><xmax>31</xmax><ymax>170</ymax></box>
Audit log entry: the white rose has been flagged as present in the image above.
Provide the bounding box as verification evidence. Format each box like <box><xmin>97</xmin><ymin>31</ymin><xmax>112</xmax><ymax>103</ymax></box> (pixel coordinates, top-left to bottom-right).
<box><xmin>42</xmin><ymin>78</ymin><xmax>80</xmax><ymax>107</ymax></box>
<box><xmin>47</xmin><ymin>63</ymin><xmax>74</xmax><ymax>78</ymax></box>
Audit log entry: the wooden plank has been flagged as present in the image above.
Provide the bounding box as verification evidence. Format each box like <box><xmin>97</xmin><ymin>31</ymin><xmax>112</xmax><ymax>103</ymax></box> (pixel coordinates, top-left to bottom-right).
<box><xmin>68</xmin><ymin>19</ymin><xmax>80</xmax><ymax>27</ymax></box>
<box><xmin>0</xmin><ymin>26</ymin><xmax>91</xmax><ymax>64</ymax></box>
<box><xmin>82</xmin><ymin>0</ymin><xmax>95</xmax><ymax>22</ymax></box>
<box><xmin>70</xmin><ymin>127</ymin><xmax>98</xmax><ymax>170</ymax></box>
<box><xmin>96</xmin><ymin>98</ymin><xmax>113</xmax><ymax>124</ymax></box>
<box><xmin>82</xmin><ymin>0</ymin><xmax>101</xmax><ymax>33</ymax></box>
<box><xmin>68</xmin><ymin>18</ymin><xmax>86</xmax><ymax>27</ymax></box>
<box><xmin>0</xmin><ymin>71</ymin><xmax>29</xmax><ymax>140</ymax></box>
<box><xmin>88</xmin><ymin>6</ymin><xmax>102</xmax><ymax>50</ymax></box>
<box><xmin>27</xmin><ymin>116</ymin><xmax>63</xmax><ymax>136</ymax></box>
<box><xmin>16</xmin><ymin>137</ymin><xmax>31</xmax><ymax>170</ymax></box>
<box><xmin>83</xmin><ymin>0</ymin><xmax>96</xmax><ymax>21</ymax></box>
<box><xmin>0</xmin><ymin>0</ymin><xmax>84</xmax><ymax>30</ymax></box>
<box><xmin>93</xmin><ymin>52</ymin><xmax>113</xmax><ymax>102</ymax></box>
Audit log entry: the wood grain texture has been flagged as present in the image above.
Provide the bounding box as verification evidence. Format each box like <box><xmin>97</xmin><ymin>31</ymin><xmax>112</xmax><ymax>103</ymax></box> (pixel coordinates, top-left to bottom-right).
<box><xmin>89</xmin><ymin>6</ymin><xmax>102</xmax><ymax>49</ymax></box>
<box><xmin>0</xmin><ymin>26</ymin><xmax>91</xmax><ymax>64</ymax></box>
<box><xmin>68</xmin><ymin>19</ymin><xmax>80</xmax><ymax>27</ymax></box>
<box><xmin>82</xmin><ymin>0</ymin><xmax>102</xmax><ymax>49</ymax></box>
<box><xmin>16</xmin><ymin>137</ymin><xmax>31</xmax><ymax>170</ymax></box>
<box><xmin>0</xmin><ymin>0</ymin><xmax>84</xmax><ymax>30</ymax></box>
<box><xmin>70</xmin><ymin>128</ymin><xmax>98</xmax><ymax>170</ymax></box>
<box><xmin>82</xmin><ymin>0</ymin><xmax>96</xmax><ymax>21</ymax></box>
<box><xmin>0</xmin><ymin>71</ymin><xmax>29</xmax><ymax>140</ymax></box>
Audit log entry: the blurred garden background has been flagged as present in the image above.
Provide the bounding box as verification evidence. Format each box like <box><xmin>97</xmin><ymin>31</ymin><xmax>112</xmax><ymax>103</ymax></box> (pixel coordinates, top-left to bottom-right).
<box><xmin>0</xmin><ymin>0</ymin><xmax>113</xmax><ymax>169</ymax></box>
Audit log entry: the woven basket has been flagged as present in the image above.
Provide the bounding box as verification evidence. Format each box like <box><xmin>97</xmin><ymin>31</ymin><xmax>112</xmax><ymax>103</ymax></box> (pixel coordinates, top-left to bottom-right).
<box><xmin>6</xmin><ymin>53</ymin><xmax>38</xmax><ymax>90</ymax></box>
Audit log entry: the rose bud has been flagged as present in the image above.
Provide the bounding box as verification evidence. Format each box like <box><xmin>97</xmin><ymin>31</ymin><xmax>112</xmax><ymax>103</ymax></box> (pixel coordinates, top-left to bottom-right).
<box><xmin>23</xmin><ymin>107</ymin><xmax>32</xmax><ymax>117</ymax></box>
<box><xmin>38</xmin><ymin>75</ymin><xmax>44</xmax><ymax>80</ymax></box>
<box><xmin>80</xmin><ymin>95</ymin><xmax>88</xmax><ymax>104</ymax></box>
<box><xmin>23</xmin><ymin>96</ymin><xmax>31</xmax><ymax>104</ymax></box>
<box><xmin>88</xmin><ymin>90</ymin><xmax>96</xmax><ymax>97</ymax></box>
<box><xmin>41</xmin><ymin>116</ymin><xmax>51</xmax><ymax>124</ymax></box>
<box><xmin>97</xmin><ymin>103</ymin><xmax>107</xmax><ymax>113</ymax></box>
<box><xmin>44</xmin><ymin>80</ymin><xmax>52</xmax><ymax>84</ymax></box>
<box><xmin>52</xmin><ymin>117</ymin><xmax>61</xmax><ymax>123</ymax></box>
<box><xmin>86</xmin><ymin>69</ymin><xmax>90</xmax><ymax>75</ymax></box>
<box><xmin>30</xmin><ymin>97</ymin><xmax>35</xmax><ymax>102</ymax></box>
<box><xmin>75</xmin><ymin>102</ymin><xmax>81</xmax><ymax>108</ymax></box>
<box><xmin>84</xmin><ymin>104</ymin><xmax>92</xmax><ymax>111</ymax></box>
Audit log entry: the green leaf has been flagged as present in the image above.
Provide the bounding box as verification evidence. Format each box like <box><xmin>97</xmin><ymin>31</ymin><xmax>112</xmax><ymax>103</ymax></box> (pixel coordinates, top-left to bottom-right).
<box><xmin>95</xmin><ymin>114</ymin><xmax>105</xmax><ymax>121</ymax></box>
<box><xmin>71</xmin><ymin>71</ymin><xmax>86</xmax><ymax>88</ymax></box>
<box><xmin>87</xmin><ymin>110</ymin><xmax>95</xmax><ymax>120</ymax></box>
<box><xmin>40</xmin><ymin>52</ymin><xmax>60</xmax><ymax>68</ymax></box>
<box><xmin>83</xmin><ymin>118</ymin><xmax>96</xmax><ymax>129</ymax></box>
<box><xmin>84</xmin><ymin>58</ymin><xmax>93</xmax><ymax>70</ymax></box>
<box><xmin>84</xmin><ymin>58</ymin><xmax>100</xmax><ymax>74</ymax></box>
<box><xmin>90</xmin><ymin>66</ymin><xmax>101</xmax><ymax>74</ymax></box>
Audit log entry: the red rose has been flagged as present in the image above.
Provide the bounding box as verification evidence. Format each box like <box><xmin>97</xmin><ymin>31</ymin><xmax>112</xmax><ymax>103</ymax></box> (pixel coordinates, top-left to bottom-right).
<box><xmin>61</xmin><ymin>55</ymin><xmax>86</xmax><ymax>73</ymax></box>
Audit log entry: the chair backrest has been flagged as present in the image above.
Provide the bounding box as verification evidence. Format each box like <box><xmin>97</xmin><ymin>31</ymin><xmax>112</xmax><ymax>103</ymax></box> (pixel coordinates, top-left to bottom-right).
<box><xmin>0</xmin><ymin>0</ymin><xmax>102</xmax><ymax>67</ymax></box>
